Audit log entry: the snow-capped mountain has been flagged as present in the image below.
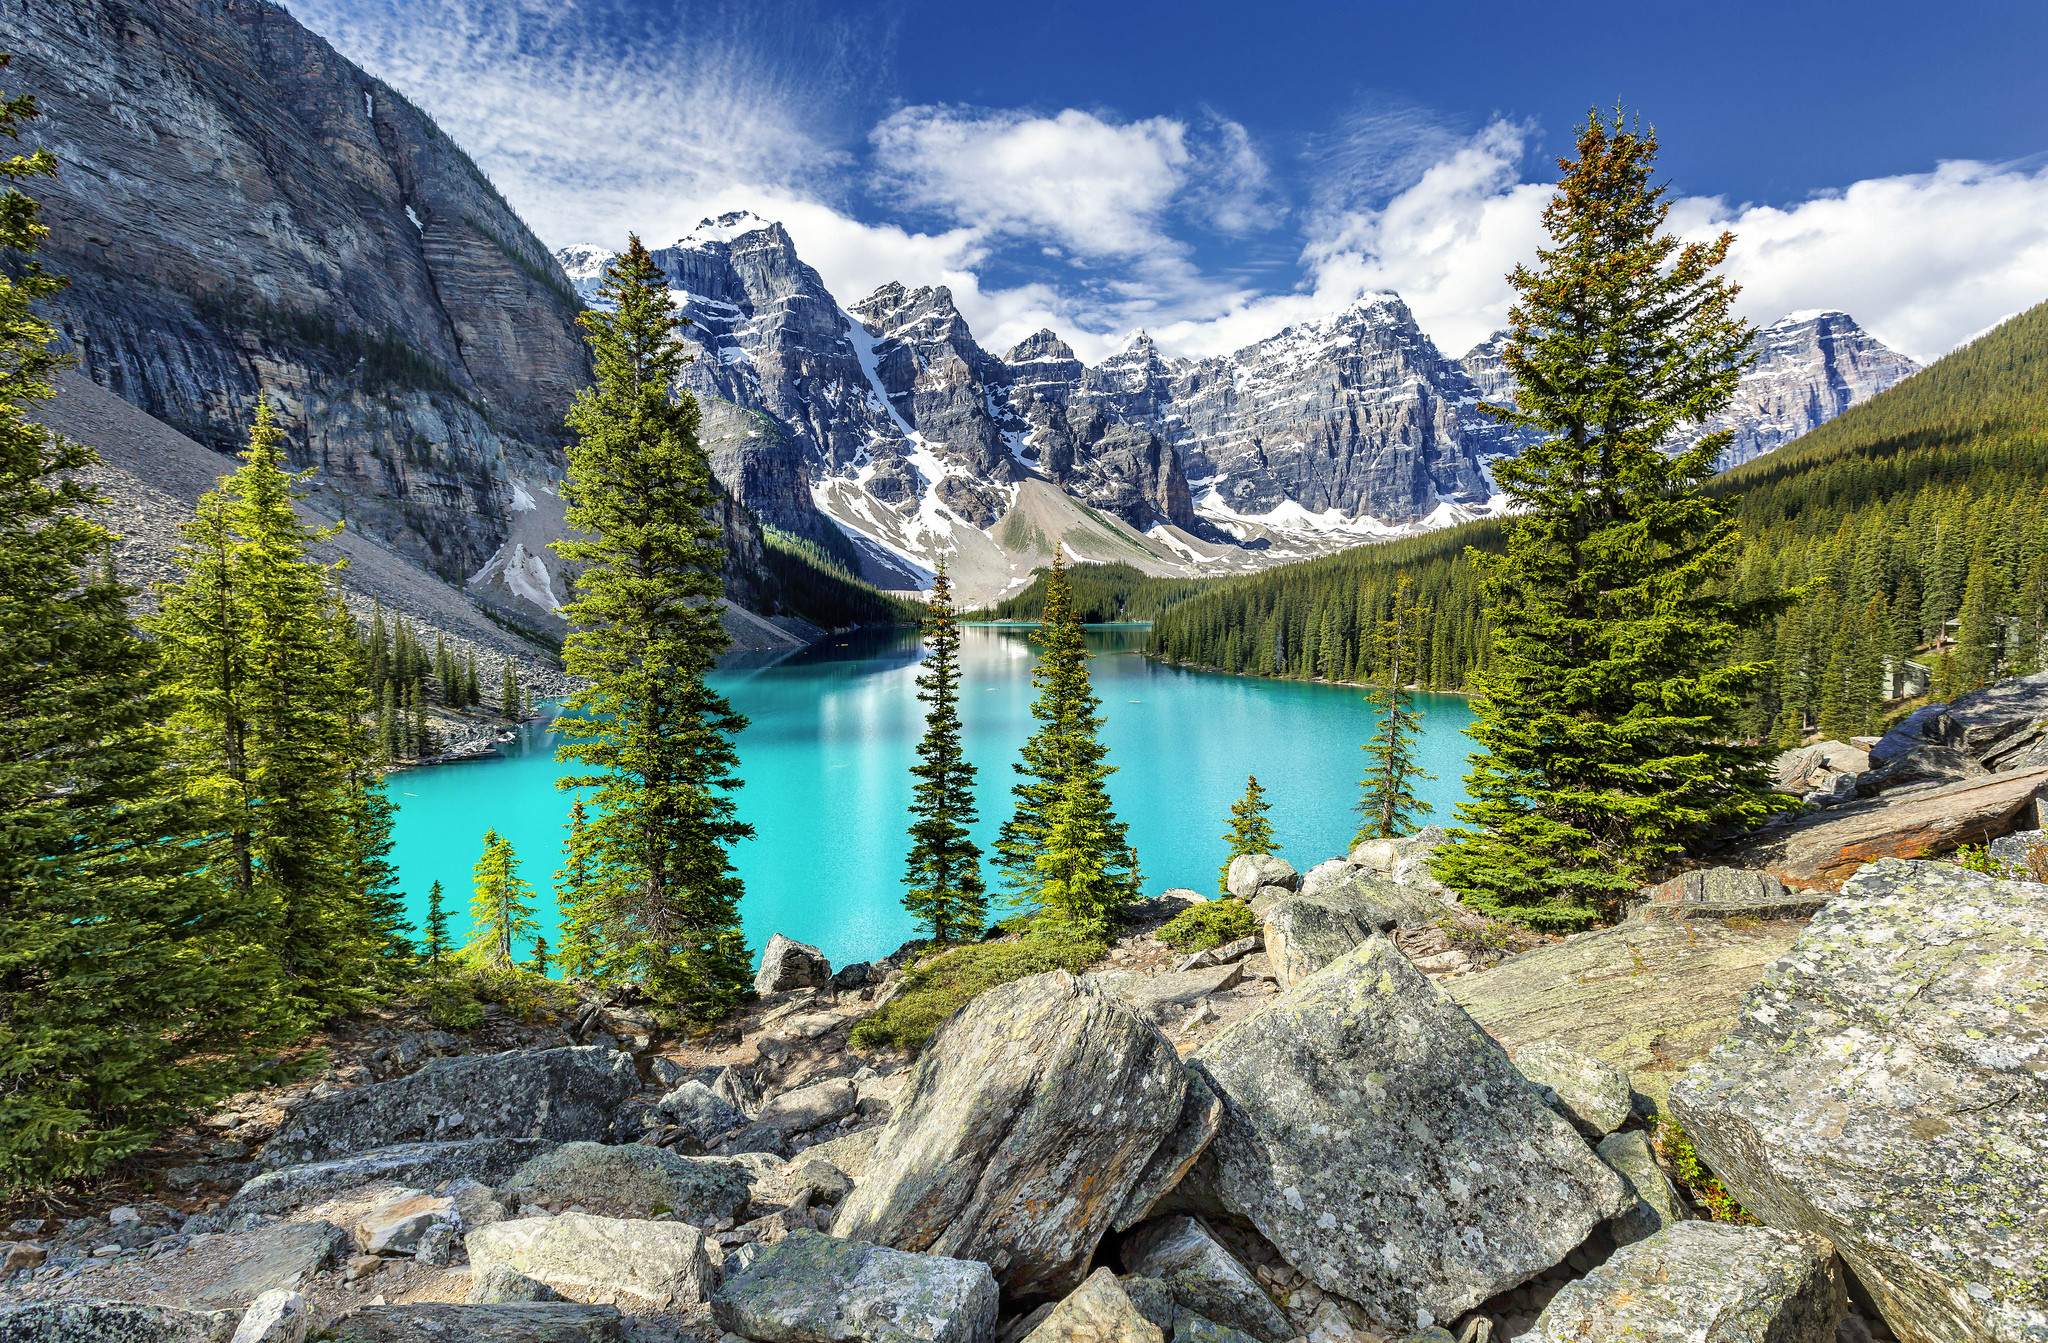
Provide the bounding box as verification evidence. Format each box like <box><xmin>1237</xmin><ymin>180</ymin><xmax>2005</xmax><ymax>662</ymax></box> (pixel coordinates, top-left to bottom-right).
<box><xmin>559</xmin><ymin>216</ymin><xmax>1917</xmax><ymax>604</ymax></box>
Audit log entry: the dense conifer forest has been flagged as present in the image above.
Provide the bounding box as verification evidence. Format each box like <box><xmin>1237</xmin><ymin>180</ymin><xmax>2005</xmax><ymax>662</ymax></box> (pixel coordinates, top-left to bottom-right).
<box><xmin>1142</xmin><ymin>297</ymin><xmax>2048</xmax><ymax>741</ymax></box>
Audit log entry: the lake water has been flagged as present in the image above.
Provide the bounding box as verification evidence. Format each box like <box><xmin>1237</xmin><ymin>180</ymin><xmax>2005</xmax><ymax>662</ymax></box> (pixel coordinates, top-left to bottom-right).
<box><xmin>388</xmin><ymin>625</ymin><xmax>1475</xmax><ymax>970</ymax></box>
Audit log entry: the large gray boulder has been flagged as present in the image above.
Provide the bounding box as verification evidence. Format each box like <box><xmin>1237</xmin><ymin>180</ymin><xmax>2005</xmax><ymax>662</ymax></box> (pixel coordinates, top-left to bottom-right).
<box><xmin>655</xmin><ymin>1080</ymin><xmax>746</xmax><ymax>1143</ymax></box>
<box><xmin>262</xmin><ymin>1048</ymin><xmax>636</xmax><ymax>1166</ymax></box>
<box><xmin>1260</xmin><ymin>899</ymin><xmax>1383</xmax><ymax>990</ymax></box>
<box><xmin>1225</xmin><ymin>855</ymin><xmax>1297</xmax><ymax>900</ymax></box>
<box><xmin>1119</xmin><ymin>1217</ymin><xmax>1288</xmax><ymax>1343</ymax></box>
<box><xmin>1086</xmin><ymin>964</ymin><xmax>1242</xmax><ymax>1028</ymax></box>
<box><xmin>1595</xmin><ymin>1130</ymin><xmax>1686</xmax><ymax>1248</ymax></box>
<box><xmin>1347</xmin><ymin>825</ymin><xmax>1450</xmax><ymax>894</ymax></box>
<box><xmin>1772</xmin><ymin>740</ymin><xmax>1870</xmax><ymax>794</ymax></box>
<box><xmin>1856</xmin><ymin>744</ymin><xmax>1987</xmax><ymax>796</ymax></box>
<box><xmin>1113</xmin><ymin>1070</ymin><xmax>1224</xmax><ymax>1233</ymax></box>
<box><xmin>833</xmin><ymin>971</ymin><xmax>1190</xmax><ymax>1302</ymax></box>
<box><xmin>1192</xmin><ymin>937</ymin><xmax>1630</xmax><ymax>1332</ymax></box>
<box><xmin>710</xmin><ymin>1230</ymin><xmax>999</xmax><ymax>1343</ymax></box>
<box><xmin>1022</xmin><ymin>1269</ymin><xmax>1162</xmax><ymax>1343</ymax></box>
<box><xmin>502</xmin><ymin>1141</ymin><xmax>753</xmax><ymax>1221</ymax></box>
<box><xmin>466</xmin><ymin>1212</ymin><xmax>715</xmax><ymax>1310</ymax></box>
<box><xmin>1672</xmin><ymin>858</ymin><xmax>2048</xmax><ymax>1343</ymax></box>
<box><xmin>1526</xmin><ymin>1221</ymin><xmax>1843</xmax><ymax>1342</ymax></box>
<box><xmin>0</xmin><ymin>1303</ymin><xmax>239</xmax><ymax>1343</ymax></box>
<box><xmin>755</xmin><ymin>1079</ymin><xmax>859</xmax><ymax>1136</ymax></box>
<box><xmin>756</xmin><ymin>933</ymin><xmax>831</xmax><ymax>996</ymax></box>
<box><xmin>1511</xmin><ymin>1040</ymin><xmax>1632</xmax><ymax>1138</ymax></box>
<box><xmin>194</xmin><ymin>1221</ymin><xmax>352</xmax><ymax>1310</ymax></box>
<box><xmin>230</xmin><ymin>1139</ymin><xmax>554</xmax><ymax>1215</ymax></box>
<box><xmin>230</xmin><ymin>1291</ymin><xmax>309</xmax><ymax>1343</ymax></box>
<box><xmin>321</xmin><ymin>1303</ymin><xmax>626</xmax><ymax>1342</ymax></box>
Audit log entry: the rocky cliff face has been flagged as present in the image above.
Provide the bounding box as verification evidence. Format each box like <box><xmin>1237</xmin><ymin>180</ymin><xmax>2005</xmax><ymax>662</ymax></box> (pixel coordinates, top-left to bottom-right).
<box><xmin>0</xmin><ymin>0</ymin><xmax>590</xmax><ymax>612</ymax></box>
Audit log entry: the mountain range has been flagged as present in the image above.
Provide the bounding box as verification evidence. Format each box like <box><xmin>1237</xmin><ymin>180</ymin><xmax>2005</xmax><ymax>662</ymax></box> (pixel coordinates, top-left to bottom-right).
<box><xmin>4</xmin><ymin>0</ymin><xmax>1923</xmax><ymax>629</ymax></box>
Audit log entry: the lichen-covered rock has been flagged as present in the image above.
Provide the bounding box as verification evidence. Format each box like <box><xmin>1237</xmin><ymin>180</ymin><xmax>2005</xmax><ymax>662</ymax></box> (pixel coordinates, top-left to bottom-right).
<box><xmin>1723</xmin><ymin>766</ymin><xmax>2048</xmax><ymax>883</ymax></box>
<box><xmin>0</xmin><ymin>1302</ymin><xmax>239</xmax><ymax>1343</ymax></box>
<box><xmin>1512</xmin><ymin>1041</ymin><xmax>1632</xmax><ymax>1138</ymax></box>
<box><xmin>1595</xmin><ymin>1130</ymin><xmax>1685</xmax><ymax>1248</ymax></box>
<box><xmin>262</xmin><ymin>1048</ymin><xmax>636</xmax><ymax>1166</ymax></box>
<box><xmin>657</xmin><ymin>1080</ymin><xmax>746</xmax><ymax>1142</ymax></box>
<box><xmin>504</xmin><ymin>1141</ymin><xmax>753</xmax><ymax>1221</ymax></box>
<box><xmin>1193</xmin><ymin>937</ymin><xmax>1629</xmax><ymax>1332</ymax></box>
<box><xmin>1672</xmin><ymin>858</ymin><xmax>2048</xmax><ymax>1343</ymax></box>
<box><xmin>195</xmin><ymin>1221</ymin><xmax>352</xmax><ymax>1310</ymax></box>
<box><xmin>1260</xmin><ymin>900</ymin><xmax>1385</xmax><ymax>990</ymax></box>
<box><xmin>710</xmin><ymin>1230</ymin><xmax>999</xmax><ymax>1343</ymax></box>
<box><xmin>1118</xmin><ymin>1217</ymin><xmax>1288</xmax><ymax>1343</ymax></box>
<box><xmin>229</xmin><ymin>1139</ymin><xmax>554</xmax><ymax>1215</ymax></box>
<box><xmin>1113</xmin><ymin>1070</ymin><xmax>1223</xmax><ymax>1233</ymax></box>
<box><xmin>833</xmin><ymin>971</ymin><xmax>1189</xmax><ymax>1303</ymax></box>
<box><xmin>229</xmin><ymin>1291</ymin><xmax>309</xmax><ymax>1343</ymax></box>
<box><xmin>1021</xmin><ymin>1269</ymin><xmax>1161</xmax><ymax>1343</ymax></box>
<box><xmin>1225</xmin><ymin>856</ymin><xmax>1298</xmax><ymax>900</ymax></box>
<box><xmin>1119</xmin><ymin>1279</ymin><xmax>1177</xmax><ymax>1335</ymax></box>
<box><xmin>755</xmin><ymin>1079</ymin><xmax>859</xmax><ymax>1136</ymax></box>
<box><xmin>466</xmin><ymin>1265</ymin><xmax>562</xmax><ymax>1303</ymax></box>
<box><xmin>1346</xmin><ymin>826</ymin><xmax>1449</xmax><ymax>894</ymax></box>
<box><xmin>1856</xmin><ymin>744</ymin><xmax>1987</xmax><ymax>796</ymax></box>
<box><xmin>757</xmin><ymin>934</ymin><xmax>831</xmax><ymax>996</ymax></box>
<box><xmin>1172</xmin><ymin>1313</ymin><xmax>1259</xmax><ymax>1343</ymax></box>
<box><xmin>353</xmin><ymin>1192</ymin><xmax>456</xmax><ymax>1256</ymax></box>
<box><xmin>1086</xmin><ymin>965</ymin><xmax>1242</xmax><ymax>1027</ymax></box>
<box><xmin>321</xmin><ymin>1303</ymin><xmax>626</xmax><ymax>1342</ymax></box>
<box><xmin>1527</xmin><ymin>1221</ymin><xmax>1843</xmax><ymax>1342</ymax></box>
<box><xmin>466</xmin><ymin>1212</ymin><xmax>715</xmax><ymax>1310</ymax></box>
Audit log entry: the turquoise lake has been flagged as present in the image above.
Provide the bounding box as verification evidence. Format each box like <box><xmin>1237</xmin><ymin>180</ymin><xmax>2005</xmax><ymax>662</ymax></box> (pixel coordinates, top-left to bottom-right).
<box><xmin>389</xmin><ymin>625</ymin><xmax>1475</xmax><ymax>970</ymax></box>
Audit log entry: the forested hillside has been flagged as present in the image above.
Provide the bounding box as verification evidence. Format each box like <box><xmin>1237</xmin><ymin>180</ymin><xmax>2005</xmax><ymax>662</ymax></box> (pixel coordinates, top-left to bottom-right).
<box><xmin>968</xmin><ymin>561</ymin><xmax>1215</xmax><ymax>623</ymax></box>
<box><xmin>1145</xmin><ymin>299</ymin><xmax>2048</xmax><ymax>740</ymax></box>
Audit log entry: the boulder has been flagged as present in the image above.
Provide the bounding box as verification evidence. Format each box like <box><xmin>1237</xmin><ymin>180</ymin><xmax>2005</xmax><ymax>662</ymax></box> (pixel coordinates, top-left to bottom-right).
<box><xmin>656</xmin><ymin>1081</ymin><xmax>746</xmax><ymax>1143</ymax></box>
<box><xmin>1511</xmin><ymin>1041</ymin><xmax>1632</xmax><ymax>1138</ymax></box>
<box><xmin>757</xmin><ymin>934</ymin><xmax>831</xmax><ymax>996</ymax></box>
<box><xmin>801</xmin><ymin>1126</ymin><xmax>880</xmax><ymax>1179</ymax></box>
<box><xmin>833</xmin><ymin>971</ymin><xmax>1190</xmax><ymax>1303</ymax></box>
<box><xmin>262</xmin><ymin>1048</ymin><xmax>636</xmax><ymax>1166</ymax></box>
<box><xmin>755</xmin><ymin>1079</ymin><xmax>859</xmax><ymax>1135</ymax></box>
<box><xmin>789</xmin><ymin>1158</ymin><xmax>854</xmax><ymax>1206</ymax></box>
<box><xmin>229</xmin><ymin>1291</ymin><xmax>309</xmax><ymax>1343</ymax></box>
<box><xmin>1772</xmin><ymin>740</ymin><xmax>1870</xmax><ymax>794</ymax></box>
<box><xmin>229</xmin><ymin>1139</ymin><xmax>554</xmax><ymax>1215</ymax></box>
<box><xmin>320</xmin><ymin>1303</ymin><xmax>625</xmax><ymax>1342</ymax></box>
<box><xmin>467</xmin><ymin>1265</ymin><xmax>563</xmax><ymax>1303</ymax></box>
<box><xmin>503</xmin><ymin>1142</ymin><xmax>752</xmax><ymax>1222</ymax></box>
<box><xmin>1873</xmin><ymin>671</ymin><xmax>2048</xmax><ymax>767</ymax></box>
<box><xmin>1526</xmin><ymin>1222</ymin><xmax>1843</xmax><ymax>1343</ymax></box>
<box><xmin>1118</xmin><ymin>1278</ymin><xmax>1177</xmax><ymax>1335</ymax></box>
<box><xmin>194</xmin><ymin>1221</ymin><xmax>351</xmax><ymax>1310</ymax></box>
<box><xmin>1595</xmin><ymin>1131</ymin><xmax>1685</xmax><ymax>1248</ymax></box>
<box><xmin>353</xmin><ymin>1192</ymin><xmax>457</xmax><ymax>1256</ymax></box>
<box><xmin>1245</xmin><ymin>886</ymin><xmax>1295</xmax><ymax>916</ymax></box>
<box><xmin>447</xmin><ymin>1177</ymin><xmax>508</xmax><ymax>1233</ymax></box>
<box><xmin>711</xmin><ymin>1229</ymin><xmax>1000</xmax><ymax>1343</ymax></box>
<box><xmin>830</xmin><ymin>963</ymin><xmax>873</xmax><ymax>993</ymax></box>
<box><xmin>1347</xmin><ymin>826</ymin><xmax>1450</xmax><ymax>893</ymax></box>
<box><xmin>1261</xmin><ymin>895</ymin><xmax>1388</xmax><ymax>990</ymax></box>
<box><xmin>1726</xmin><ymin>765</ymin><xmax>2048</xmax><ymax>884</ymax></box>
<box><xmin>1112</xmin><ymin>1070</ymin><xmax>1224</xmax><ymax>1233</ymax></box>
<box><xmin>1855</xmin><ymin>744</ymin><xmax>1987</xmax><ymax>796</ymax></box>
<box><xmin>467</xmin><ymin>1212</ymin><xmax>716</xmax><ymax>1310</ymax></box>
<box><xmin>1020</xmin><ymin>1268</ymin><xmax>1161</xmax><ymax>1343</ymax></box>
<box><xmin>1118</xmin><ymin>1217</ymin><xmax>1288</xmax><ymax>1343</ymax></box>
<box><xmin>0</xmin><ymin>1303</ymin><xmax>239</xmax><ymax>1343</ymax></box>
<box><xmin>1297</xmin><ymin>860</ymin><xmax>1354</xmax><ymax>897</ymax></box>
<box><xmin>1672</xmin><ymin>858</ymin><xmax>2048</xmax><ymax>1343</ymax></box>
<box><xmin>1225</xmin><ymin>855</ymin><xmax>1298</xmax><ymax>900</ymax></box>
<box><xmin>1988</xmin><ymin>826</ymin><xmax>2048</xmax><ymax>879</ymax></box>
<box><xmin>1174</xmin><ymin>936</ymin><xmax>1261</xmax><ymax>974</ymax></box>
<box><xmin>1087</xmin><ymin>965</ymin><xmax>1243</xmax><ymax>1028</ymax></box>
<box><xmin>1173</xmin><ymin>1316</ymin><xmax>1258</xmax><ymax>1343</ymax></box>
<box><xmin>1192</xmin><ymin>937</ymin><xmax>1629</xmax><ymax>1332</ymax></box>
<box><xmin>1447</xmin><ymin>916</ymin><xmax>1801</xmax><ymax>1113</ymax></box>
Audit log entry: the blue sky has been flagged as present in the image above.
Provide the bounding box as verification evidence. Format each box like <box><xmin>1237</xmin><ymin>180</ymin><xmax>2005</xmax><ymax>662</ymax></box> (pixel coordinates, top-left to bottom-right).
<box><xmin>291</xmin><ymin>0</ymin><xmax>2048</xmax><ymax>363</ymax></box>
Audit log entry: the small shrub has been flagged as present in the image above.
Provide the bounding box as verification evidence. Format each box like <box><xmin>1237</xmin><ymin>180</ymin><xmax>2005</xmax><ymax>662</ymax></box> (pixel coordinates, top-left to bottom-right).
<box><xmin>1431</xmin><ymin>912</ymin><xmax>1532</xmax><ymax>968</ymax></box>
<box><xmin>424</xmin><ymin>978</ymin><xmax>484</xmax><ymax>1031</ymax></box>
<box><xmin>849</xmin><ymin>926</ymin><xmax>1109</xmax><ymax>1054</ymax></box>
<box><xmin>1656</xmin><ymin>1117</ymin><xmax>1754</xmax><ymax>1223</ymax></box>
<box><xmin>1157</xmin><ymin>899</ymin><xmax>1260</xmax><ymax>951</ymax></box>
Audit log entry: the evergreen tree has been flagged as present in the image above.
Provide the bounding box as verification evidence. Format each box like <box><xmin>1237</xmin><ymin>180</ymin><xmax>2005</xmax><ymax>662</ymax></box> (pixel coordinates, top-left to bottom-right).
<box><xmin>995</xmin><ymin>550</ymin><xmax>1136</xmax><ymax>922</ymax></box>
<box><xmin>153</xmin><ymin>399</ymin><xmax>384</xmax><ymax>1008</ymax></box>
<box><xmin>1432</xmin><ymin>110</ymin><xmax>1789</xmax><ymax>928</ymax></box>
<box><xmin>467</xmin><ymin>829</ymin><xmax>537</xmax><ymax>970</ymax></box>
<box><xmin>555</xmin><ymin>798</ymin><xmax>601</xmax><ymax>980</ymax></box>
<box><xmin>551</xmin><ymin>237</ymin><xmax>754</xmax><ymax>1018</ymax></box>
<box><xmin>501</xmin><ymin>659</ymin><xmax>521</xmax><ymax>720</ymax></box>
<box><xmin>433</xmin><ymin>633</ymin><xmax>453</xmax><ymax>703</ymax></box>
<box><xmin>0</xmin><ymin>77</ymin><xmax>292</xmax><ymax>1186</ymax></box>
<box><xmin>464</xmin><ymin>651</ymin><xmax>481</xmax><ymax>706</ymax></box>
<box><xmin>527</xmin><ymin>936</ymin><xmax>551</xmax><ymax>978</ymax></box>
<box><xmin>903</xmin><ymin>564</ymin><xmax>985</xmax><ymax>944</ymax></box>
<box><xmin>1218</xmin><ymin>774</ymin><xmax>1277</xmax><ymax>895</ymax></box>
<box><xmin>422</xmin><ymin>879</ymin><xmax>452</xmax><ymax>971</ymax></box>
<box><xmin>1355</xmin><ymin>572</ymin><xmax>1436</xmax><ymax>844</ymax></box>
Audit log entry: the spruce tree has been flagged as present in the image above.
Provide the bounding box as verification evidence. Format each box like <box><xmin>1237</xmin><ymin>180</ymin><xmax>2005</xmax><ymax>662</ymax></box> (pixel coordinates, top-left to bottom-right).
<box><xmin>527</xmin><ymin>936</ymin><xmax>551</xmax><ymax>978</ymax></box>
<box><xmin>995</xmin><ymin>550</ymin><xmax>1136</xmax><ymax>922</ymax></box>
<box><xmin>1355</xmin><ymin>572</ymin><xmax>1436</xmax><ymax>845</ymax></box>
<box><xmin>1218</xmin><ymin>774</ymin><xmax>1276</xmax><ymax>895</ymax></box>
<box><xmin>422</xmin><ymin>879</ymin><xmax>452</xmax><ymax>971</ymax></box>
<box><xmin>153</xmin><ymin>400</ymin><xmax>383</xmax><ymax>1008</ymax></box>
<box><xmin>903</xmin><ymin>564</ymin><xmax>986</xmax><ymax>944</ymax></box>
<box><xmin>1432</xmin><ymin>110</ymin><xmax>1788</xmax><ymax>928</ymax></box>
<box><xmin>464</xmin><ymin>651</ymin><xmax>481</xmax><ymax>706</ymax></box>
<box><xmin>555</xmin><ymin>797</ymin><xmax>602</xmax><ymax>980</ymax></box>
<box><xmin>551</xmin><ymin>237</ymin><xmax>753</xmax><ymax>1018</ymax></box>
<box><xmin>0</xmin><ymin>77</ymin><xmax>292</xmax><ymax>1186</ymax></box>
<box><xmin>501</xmin><ymin>659</ymin><xmax>521</xmax><ymax>720</ymax></box>
<box><xmin>468</xmin><ymin>829</ymin><xmax>537</xmax><ymax>970</ymax></box>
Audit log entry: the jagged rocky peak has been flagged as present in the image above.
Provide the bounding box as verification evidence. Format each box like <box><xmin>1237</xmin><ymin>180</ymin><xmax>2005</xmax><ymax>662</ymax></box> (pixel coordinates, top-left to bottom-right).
<box><xmin>1705</xmin><ymin>310</ymin><xmax>1919</xmax><ymax>466</ymax></box>
<box><xmin>1004</xmin><ymin>329</ymin><xmax>1086</xmax><ymax>408</ymax></box>
<box><xmin>556</xmin><ymin>243</ymin><xmax>615</xmax><ymax>307</ymax></box>
<box><xmin>850</xmin><ymin>282</ymin><xmax>1015</xmax><ymax>484</ymax></box>
<box><xmin>1458</xmin><ymin>329</ymin><xmax>1518</xmax><ymax>406</ymax></box>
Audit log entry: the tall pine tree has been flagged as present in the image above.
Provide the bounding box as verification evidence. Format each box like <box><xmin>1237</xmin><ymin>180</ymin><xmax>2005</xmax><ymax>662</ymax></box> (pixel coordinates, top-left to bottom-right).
<box><xmin>1432</xmin><ymin>109</ymin><xmax>1788</xmax><ymax>928</ymax></box>
<box><xmin>468</xmin><ymin>829</ymin><xmax>537</xmax><ymax>971</ymax></box>
<box><xmin>554</xmin><ymin>797</ymin><xmax>601</xmax><ymax>980</ymax></box>
<box><xmin>903</xmin><ymin>564</ymin><xmax>985</xmax><ymax>944</ymax></box>
<box><xmin>551</xmin><ymin>237</ymin><xmax>753</xmax><ymax>1017</ymax></box>
<box><xmin>422</xmin><ymin>879</ymin><xmax>452</xmax><ymax>972</ymax></box>
<box><xmin>1218</xmin><ymin>774</ymin><xmax>1276</xmax><ymax>895</ymax></box>
<box><xmin>0</xmin><ymin>75</ymin><xmax>292</xmax><ymax>1186</ymax></box>
<box><xmin>1355</xmin><ymin>573</ymin><xmax>1435</xmax><ymax>844</ymax></box>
